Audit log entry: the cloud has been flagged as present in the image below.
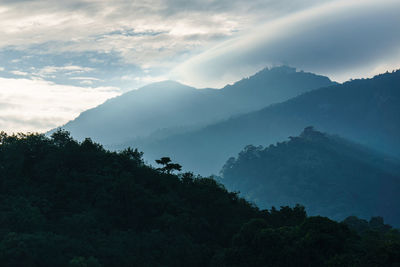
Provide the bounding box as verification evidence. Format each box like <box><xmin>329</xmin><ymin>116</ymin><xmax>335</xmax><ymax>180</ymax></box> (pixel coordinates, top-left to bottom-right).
<box><xmin>0</xmin><ymin>0</ymin><xmax>344</xmax><ymax>93</ymax></box>
<box><xmin>0</xmin><ymin>77</ymin><xmax>120</xmax><ymax>133</ymax></box>
<box><xmin>69</xmin><ymin>77</ymin><xmax>102</xmax><ymax>81</ymax></box>
<box><xmin>79</xmin><ymin>80</ymin><xmax>93</xmax><ymax>85</ymax></box>
<box><xmin>172</xmin><ymin>0</ymin><xmax>400</xmax><ymax>87</ymax></box>
<box><xmin>37</xmin><ymin>65</ymin><xmax>94</xmax><ymax>77</ymax></box>
<box><xmin>121</xmin><ymin>74</ymin><xmax>168</xmax><ymax>84</ymax></box>
<box><xmin>10</xmin><ymin>70</ymin><xmax>29</xmax><ymax>76</ymax></box>
<box><xmin>0</xmin><ymin>0</ymin><xmax>334</xmax><ymax>68</ymax></box>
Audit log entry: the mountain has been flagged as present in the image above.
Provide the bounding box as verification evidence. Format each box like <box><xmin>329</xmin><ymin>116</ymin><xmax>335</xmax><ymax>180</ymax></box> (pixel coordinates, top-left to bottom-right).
<box><xmin>57</xmin><ymin>66</ymin><xmax>334</xmax><ymax>144</ymax></box>
<box><xmin>0</xmin><ymin>131</ymin><xmax>398</xmax><ymax>266</ymax></box>
<box><xmin>219</xmin><ymin>127</ymin><xmax>400</xmax><ymax>226</ymax></box>
<box><xmin>132</xmin><ymin>70</ymin><xmax>400</xmax><ymax>175</ymax></box>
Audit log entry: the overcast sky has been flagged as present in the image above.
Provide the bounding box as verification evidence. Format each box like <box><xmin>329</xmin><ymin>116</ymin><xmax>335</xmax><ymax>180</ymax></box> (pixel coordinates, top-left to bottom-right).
<box><xmin>0</xmin><ymin>0</ymin><xmax>399</xmax><ymax>133</ymax></box>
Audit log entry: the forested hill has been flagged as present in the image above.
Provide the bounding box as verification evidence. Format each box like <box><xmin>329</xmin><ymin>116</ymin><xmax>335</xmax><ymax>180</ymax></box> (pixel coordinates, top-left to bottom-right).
<box><xmin>134</xmin><ymin>70</ymin><xmax>400</xmax><ymax>175</ymax></box>
<box><xmin>0</xmin><ymin>131</ymin><xmax>399</xmax><ymax>266</ymax></box>
<box><xmin>220</xmin><ymin>127</ymin><xmax>400</xmax><ymax>226</ymax></box>
<box><xmin>57</xmin><ymin>66</ymin><xmax>334</xmax><ymax>144</ymax></box>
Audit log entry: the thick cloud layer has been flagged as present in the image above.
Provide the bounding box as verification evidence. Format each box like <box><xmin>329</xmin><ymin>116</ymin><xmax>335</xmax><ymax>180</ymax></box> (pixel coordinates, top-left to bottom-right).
<box><xmin>0</xmin><ymin>0</ymin><xmax>329</xmax><ymax>67</ymax></box>
<box><xmin>173</xmin><ymin>0</ymin><xmax>400</xmax><ymax>87</ymax></box>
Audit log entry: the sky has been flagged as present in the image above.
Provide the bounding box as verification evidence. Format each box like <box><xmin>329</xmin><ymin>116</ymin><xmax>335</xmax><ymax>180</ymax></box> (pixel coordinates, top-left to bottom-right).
<box><xmin>0</xmin><ymin>0</ymin><xmax>399</xmax><ymax>133</ymax></box>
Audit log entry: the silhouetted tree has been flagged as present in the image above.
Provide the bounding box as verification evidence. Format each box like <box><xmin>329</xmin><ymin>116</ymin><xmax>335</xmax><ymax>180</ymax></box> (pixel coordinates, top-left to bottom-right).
<box><xmin>155</xmin><ymin>157</ymin><xmax>182</xmax><ymax>174</ymax></box>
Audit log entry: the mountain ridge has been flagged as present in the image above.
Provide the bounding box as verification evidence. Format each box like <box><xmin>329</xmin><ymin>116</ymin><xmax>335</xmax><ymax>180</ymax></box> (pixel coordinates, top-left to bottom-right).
<box><xmin>55</xmin><ymin>66</ymin><xmax>335</xmax><ymax>144</ymax></box>
<box><xmin>131</xmin><ymin>70</ymin><xmax>400</xmax><ymax>175</ymax></box>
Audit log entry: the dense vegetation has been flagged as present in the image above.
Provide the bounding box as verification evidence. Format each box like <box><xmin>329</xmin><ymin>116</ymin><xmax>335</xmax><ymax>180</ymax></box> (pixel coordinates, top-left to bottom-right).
<box><xmin>220</xmin><ymin>127</ymin><xmax>400</xmax><ymax>226</ymax></box>
<box><xmin>0</xmin><ymin>131</ymin><xmax>399</xmax><ymax>266</ymax></box>
<box><xmin>137</xmin><ymin>70</ymin><xmax>400</xmax><ymax>175</ymax></box>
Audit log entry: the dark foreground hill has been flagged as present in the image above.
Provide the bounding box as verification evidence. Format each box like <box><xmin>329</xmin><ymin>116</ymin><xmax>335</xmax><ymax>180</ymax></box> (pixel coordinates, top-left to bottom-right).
<box><xmin>0</xmin><ymin>131</ymin><xmax>399</xmax><ymax>266</ymax></box>
<box><xmin>219</xmin><ymin>127</ymin><xmax>400</xmax><ymax>226</ymax></box>
<box><xmin>134</xmin><ymin>70</ymin><xmax>400</xmax><ymax>175</ymax></box>
<box><xmin>58</xmin><ymin>66</ymin><xmax>334</xmax><ymax>144</ymax></box>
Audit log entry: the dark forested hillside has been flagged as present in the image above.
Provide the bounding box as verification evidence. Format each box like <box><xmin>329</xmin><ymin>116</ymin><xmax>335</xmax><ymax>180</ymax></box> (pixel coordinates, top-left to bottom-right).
<box><xmin>135</xmin><ymin>70</ymin><xmax>400</xmax><ymax>175</ymax></box>
<box><xmin>219</xmin><ymin>127</ymin><xmax>400</xmax><ymax>226</ymax></box>
<box><xmin>0</xmin><ymin>131</ymin><xmax>399</xmax><ymax>266</ymax></box>
<box><xmin>57</xmin><ymin>66</ymin><xmax>334</xmax><ymax>144</ymax></box>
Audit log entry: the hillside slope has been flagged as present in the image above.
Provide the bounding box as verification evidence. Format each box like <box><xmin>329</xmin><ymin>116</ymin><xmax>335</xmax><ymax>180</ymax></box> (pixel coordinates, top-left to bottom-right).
<box><xmin>0</xmin><ymin>131</ymin><xmax>398</xmax><ymax>266</ymax></box>
<box><xmin>219</xmin><ymin>127</ymin><xmax>400</xmax><ymax>226</ymax></box>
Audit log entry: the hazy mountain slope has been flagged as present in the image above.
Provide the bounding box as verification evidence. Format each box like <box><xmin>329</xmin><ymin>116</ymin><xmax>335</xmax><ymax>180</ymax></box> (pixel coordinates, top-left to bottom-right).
<box><xmin>219</xmin><ymin>127</ymin><xmax>400</xmax><ymax>226</ymax></box>
<box><xmin>218</xmin><ymin>66</ymin><xmax>335</xmax><ymax>111</ymax></box>
<box><xmin>58</xmin><ymin>66</ymin><xmax>334</xmax><ymax>144</ymax></box>
<box><xmin>134</xmin><ymin>70</ymin><xmax>400</xmax><ymax>175</ymax></box>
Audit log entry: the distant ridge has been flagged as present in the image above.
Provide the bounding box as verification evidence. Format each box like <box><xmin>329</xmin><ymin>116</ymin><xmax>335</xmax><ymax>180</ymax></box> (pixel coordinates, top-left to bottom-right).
<box><xmin>55</xmin><ymin>66</ymin><xmax>334</xmax><ymax>144</ymax></box>
<box><xmin>133</xmin><ymin>70</ymin><xmax>400</xmax><ymax>175</ymax></box>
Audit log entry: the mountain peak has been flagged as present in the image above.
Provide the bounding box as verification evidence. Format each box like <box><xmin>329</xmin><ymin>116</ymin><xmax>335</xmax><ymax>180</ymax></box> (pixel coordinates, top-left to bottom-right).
<box><xmin>250</xmin><ymin>65</ymin><xmax>320</xmax><ymax>80</ymax></box>
<box><xmin>139</xmin><ymin>80</ymin><xmax>193</xmax><ymax>91</ymax></box>
<box><xmin>259</xmin><ymin>65</ymin><xmax>297</xmax><ymax>74</ymax></box>
<box><xmin>222</xmin><ymin>65</ymin><xmax>334</xmax><ymax>94</ymax></box>
<box><xmin>299</xmin><ymin>126</ymin><xmax>327</xmax><ymax>140</ymax></box>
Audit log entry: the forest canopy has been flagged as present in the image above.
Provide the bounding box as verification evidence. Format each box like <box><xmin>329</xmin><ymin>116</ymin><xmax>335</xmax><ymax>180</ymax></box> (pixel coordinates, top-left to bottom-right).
<box><xmin>220</xmin><ymin>127</ymin><xmax>400</xmax><ymax>226</ymax></box>
<box><xmin>0</xmin><ymin>130</ymin><xmax>398</xmax><ymax>266</ymax></box>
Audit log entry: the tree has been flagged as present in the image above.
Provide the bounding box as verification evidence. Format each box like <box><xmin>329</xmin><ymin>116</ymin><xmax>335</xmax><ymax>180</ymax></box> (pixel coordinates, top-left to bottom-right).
<box><xmin>51</xmin><ymin>128</ymin><xmax>75</xmax><ymax>147</ymax></box>
<box><xmin>155</xmin><ymin>157</ymin><xmax>182</xmax><ymax>174</ymax></box>
<box><xmin>120</xmin><ymin>148</ymin><xmax>144</xmax><ymax>166</ymax></box>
